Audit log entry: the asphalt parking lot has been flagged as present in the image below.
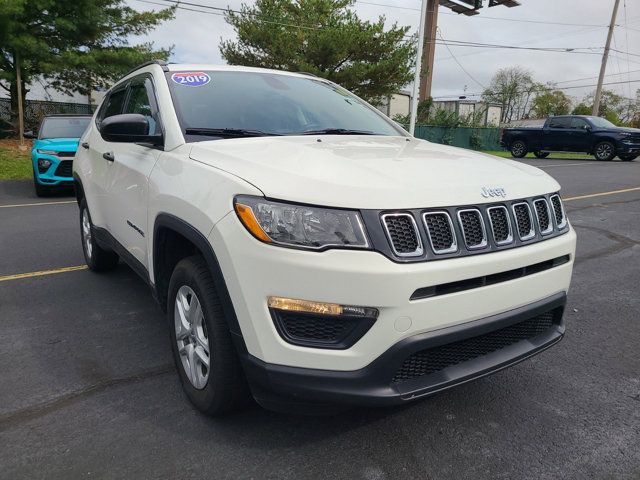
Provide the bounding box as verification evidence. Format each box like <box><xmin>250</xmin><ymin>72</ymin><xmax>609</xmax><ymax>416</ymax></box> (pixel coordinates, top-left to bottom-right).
<box><xmin>1</xmin><ymin>156</ymin><xmax>639</xmax><ymax>479</ymax></box>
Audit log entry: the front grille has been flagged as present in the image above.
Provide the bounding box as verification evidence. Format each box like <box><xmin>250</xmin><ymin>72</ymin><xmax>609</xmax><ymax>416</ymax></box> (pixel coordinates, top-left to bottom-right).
<box><xmin>513</xmin><ymin>203</ymin><xmax>535</xmax><ymax>240</ymax></box>
<box><xmin>56</xmin><ymin>151</ymin><xmax>76</xmax><ymax>158</ymax></box>
<box><xmin>423</xmin><ymin>212</ymin><xmax>456</xmax><ymax>253</ymax></box>
<box><xmin>382</xmin><ymin>214</ymin><xmax>422</xmax><ymax>256</ymax></box>
<box><xmin>458</xmin><ymin>209</ymin><xmax>486</xmax><ymax>249</ymax></box>
<box><xmin>534</xmin><ymin>199</ymin><xmax>552</xmax><ymax>234</ymax></box>
<box><xmin>550</xmin><ymin>195</ymin><xmax>566</xmax><ymax>228</ymax></box>
<box><xmin>487</xmin><ymin>206</ymin><xmax>512</xmax><ymax>244</ymax></box>
<box><xmin>392</xmin><ymin>310</ymin><xmax>558</xmax><ymax>383</ymax></box>
<box><xmin>54</xmin><ymin>160</ymin><xmax>73</xmax><ymax>178</ymax></box>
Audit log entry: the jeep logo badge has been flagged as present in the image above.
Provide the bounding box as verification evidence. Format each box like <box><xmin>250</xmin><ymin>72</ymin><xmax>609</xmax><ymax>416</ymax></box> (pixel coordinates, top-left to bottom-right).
<box><xmin>481</xmin><ymin>186</ymin><xmax>507</xmax><ymax>198</ymax></box>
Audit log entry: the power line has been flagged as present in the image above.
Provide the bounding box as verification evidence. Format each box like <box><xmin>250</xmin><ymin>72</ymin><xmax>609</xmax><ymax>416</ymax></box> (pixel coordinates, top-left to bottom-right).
<box><xmin>436</xmin><ymin>28</ymin><xmax>485</xmax><ymax>89</ymax></box>
<box><xmin>432</xmin><ymin>78</ymin><xmax>640</xmax><ymax>100</ymax></box>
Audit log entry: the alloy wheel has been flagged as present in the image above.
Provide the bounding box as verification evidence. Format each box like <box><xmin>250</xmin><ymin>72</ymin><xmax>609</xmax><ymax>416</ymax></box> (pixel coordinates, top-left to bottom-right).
<box><xmin>174</xmin><ymin>285</ymin><xmax>210</xmax><ymax>389</ymax></box>
<box><xmin>82</xmin><ymin>209</ymin><xmax>93</xmax><ymax>259</ymax></box>
<box><xmin>595</xmin><ymin>143</ymin><xmax>613</xmax><ymax>160</ymax></box>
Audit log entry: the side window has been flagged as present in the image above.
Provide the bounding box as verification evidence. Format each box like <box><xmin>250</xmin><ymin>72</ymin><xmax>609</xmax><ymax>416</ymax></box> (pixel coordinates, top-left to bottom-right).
<box><xmin>570</xmin><ymin>118</ymin><xmax>589</xmax><ymax>130</ymax></box>
<box><xmin>101</xmin><ymin>89</ymin><xmax>127</xmax><ymax>121</ymax></box>
<box><xmin>548</xmin><ymin>117</ymin><xmax>571</xmax><ymax>129</ymax></box>
<box><xmin>124</xmin><ymin>77</ymin><xmax>159</xmax><ymax>135</ymax></box>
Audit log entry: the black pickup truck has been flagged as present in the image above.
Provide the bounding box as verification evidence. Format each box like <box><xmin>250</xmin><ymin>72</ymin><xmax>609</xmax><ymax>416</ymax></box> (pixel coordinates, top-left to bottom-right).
<box><xmin>500</xmin><ymin>115</ymin><xmax>640</xmax><ymax>161</ymax></box>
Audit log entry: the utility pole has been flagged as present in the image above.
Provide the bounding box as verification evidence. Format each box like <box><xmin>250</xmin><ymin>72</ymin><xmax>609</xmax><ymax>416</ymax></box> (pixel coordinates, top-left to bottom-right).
<box><xmin>410</xmin><ymin>0</ymin><xmax>429</xmax><ymax>135</ymax></box>
<box><xmin>15</xmin><ymin>52</ymin><xmax>26</xmax><ymax>149</ymax></box>
<box><xmin>419</xmin><ymin>0</ymin><xmax>440</xmax><ymax>102</ymax></box>
<box><xmin>593</xmin><ymin>0</ymin><xmax>621</xmax><ymax>116</ymax></box>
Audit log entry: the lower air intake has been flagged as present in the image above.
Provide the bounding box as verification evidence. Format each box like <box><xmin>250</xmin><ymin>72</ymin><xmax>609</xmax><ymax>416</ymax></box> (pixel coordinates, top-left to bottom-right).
<box><xmin>392</xmin><ymin>309</ymin><xmax>558</xmax><ymax>383</ymax></box>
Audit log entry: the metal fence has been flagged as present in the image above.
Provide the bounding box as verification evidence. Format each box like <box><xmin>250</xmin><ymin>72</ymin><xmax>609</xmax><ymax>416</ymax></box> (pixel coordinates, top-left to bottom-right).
<box><xmin>413</xmin><ymin>125</ymin><xmax>503</xmax><ymax>151</ymax></box>
<box><xmin>0</xmin><ymin>98</ymin><xmax>95</xmax><ymax>137</ymax></box>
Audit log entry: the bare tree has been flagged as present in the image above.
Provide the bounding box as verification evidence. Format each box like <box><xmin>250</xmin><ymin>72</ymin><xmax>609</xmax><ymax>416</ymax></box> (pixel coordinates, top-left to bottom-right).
<box><xmin>482</xmin><ymin>66</ymin><xmax>540</xmax><ymax>123</ymax></box>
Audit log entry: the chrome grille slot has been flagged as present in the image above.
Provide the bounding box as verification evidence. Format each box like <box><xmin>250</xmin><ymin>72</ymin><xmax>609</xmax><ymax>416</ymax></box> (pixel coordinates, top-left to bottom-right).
<box><xmin>550</xmin><ymin>195</ymin><xmax>566</xmax><ymax>228</ymax></box>
<box><xmin>487</xmin><ymin>206</ymin><xmax>512</xmax><ymax>245</ymax></box>
<box><xmin>423</xmin><ymin>212</ymin><xmax>457</xmax><ymax>254</ymax></box>
<box><xmin>382</xmin><ymin>213</ymin><xmax>423</xmax><ymax>257</ymax></box>
<box><xmin>512</xmin><ymin>202</ymin><xmax>535</xmax><ymax>240</ymax></box>
<box><xmin>533</xmin><ymin>199</ymin><xmax>553</xmax><ymax>235</ymax></box>
<box><xmin>457</xmin><ymin>209</ymin><xmax>487</xmax><ymax>249</ymax></box>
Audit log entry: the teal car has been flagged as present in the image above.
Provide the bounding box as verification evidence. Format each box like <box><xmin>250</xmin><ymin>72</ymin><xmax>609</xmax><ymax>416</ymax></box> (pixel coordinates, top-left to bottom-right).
<box><xmin>26</xmin><ymin>115</ymin><xmax>91</xmax><ymax>196</ymax></box>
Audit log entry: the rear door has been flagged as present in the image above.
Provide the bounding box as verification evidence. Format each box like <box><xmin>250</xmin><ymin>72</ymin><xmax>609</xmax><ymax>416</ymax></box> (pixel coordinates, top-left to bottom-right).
<box><xmin>544</xmin><ymin>117</ymin><xmax>572</xmax><ymax>151</ymax></box>
<box><xmin>103</xmin><ymin>74</ymin><xmax>163</xmax><ymax>271</ymax></box>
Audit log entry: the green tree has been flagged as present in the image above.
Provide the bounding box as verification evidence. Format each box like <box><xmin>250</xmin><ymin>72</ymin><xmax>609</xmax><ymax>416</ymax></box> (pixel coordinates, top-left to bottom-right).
<box><xmin>220</xmin><ymin>0</ymin><xmax>415</xmax><ymax>104</ymax></box>
<box><xmin>0</xmin><ymin>0</ymin><xmax>174</xmax><ymax>127</ymax></box>
<box><xmin>482</xmin><ymin>66</ymin><xmax>540</xmax><ymax>123</ymax></box>
<box><xmin>531</xmin><ymin>89</ymin><xmax>571</xmax><ymax>118</ymax></box>
<box><xmin>571</xmin><ymin>89</ymin><xmax>630</xmax><ymax>125</ymax></box>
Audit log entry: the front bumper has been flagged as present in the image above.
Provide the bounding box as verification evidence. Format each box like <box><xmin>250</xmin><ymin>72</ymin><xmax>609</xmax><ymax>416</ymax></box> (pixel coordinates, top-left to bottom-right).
<box><xmin>210</xmin><ymin>213</ymin><xmax>576</xmax><ymax>371</ymax></box>
<box><xmin>243</xmin><ymin>293</ymin><xmax>566</xmax><ymax>408</ymax></box>
<box><xmin>32</xmin><ymin>153</ymin><xmax>74</xmax><ymax>185</ymax></box>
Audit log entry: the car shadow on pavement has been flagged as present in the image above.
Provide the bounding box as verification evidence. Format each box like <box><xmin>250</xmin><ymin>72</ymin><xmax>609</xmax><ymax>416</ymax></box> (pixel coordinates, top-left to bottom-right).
<box><xmin>0</xmin><ymin>179</ymin><xmax>74</xmax><ymax>203</ymax></box>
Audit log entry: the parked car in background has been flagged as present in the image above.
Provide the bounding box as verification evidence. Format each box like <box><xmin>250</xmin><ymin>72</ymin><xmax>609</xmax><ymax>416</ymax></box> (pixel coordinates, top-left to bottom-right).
<box><xmin>500</xmin><ymin>115</ymin><xmax>640</xmax><ymax>162</ymax></box>
<box><xmin>26</xmin><ymin>115</ymin><xmax>91</xmax><ymax>196</ymax></box>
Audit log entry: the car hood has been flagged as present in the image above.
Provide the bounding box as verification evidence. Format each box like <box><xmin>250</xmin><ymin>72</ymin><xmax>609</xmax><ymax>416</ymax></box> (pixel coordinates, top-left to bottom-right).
<box><xmin>33</xmin><ymin>138</ymin><xmax>80</xmax><ymax>152</ymax></box>
<box><xmin>189</xmin><ymin>136</ymin><xmax>560</xmax><ymax>209</ymax></box>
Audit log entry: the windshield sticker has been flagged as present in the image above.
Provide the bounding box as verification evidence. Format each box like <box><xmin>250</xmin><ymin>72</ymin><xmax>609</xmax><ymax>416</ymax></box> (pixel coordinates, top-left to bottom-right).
<box><xmin>171</xmin><ymin>72</ymin><xmax>211</xmax><ymax>87</ymax></box>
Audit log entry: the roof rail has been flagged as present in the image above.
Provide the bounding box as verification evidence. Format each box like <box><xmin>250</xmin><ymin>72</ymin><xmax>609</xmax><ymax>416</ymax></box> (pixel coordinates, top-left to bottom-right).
<box><xmin>123</xmin><ymin>59</ymin><xmax>170</xmax><ymax>78</ymax></box>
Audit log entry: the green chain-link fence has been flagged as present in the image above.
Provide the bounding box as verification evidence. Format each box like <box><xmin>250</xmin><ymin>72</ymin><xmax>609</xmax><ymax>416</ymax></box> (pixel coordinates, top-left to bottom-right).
<box><xmin>413</xmin><ymin>125</ymin><xmax>503</xmax><ymax>151</ymax></box>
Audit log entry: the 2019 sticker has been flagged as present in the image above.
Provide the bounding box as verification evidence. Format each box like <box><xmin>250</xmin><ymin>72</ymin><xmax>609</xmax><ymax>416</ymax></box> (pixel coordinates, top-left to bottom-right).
<box><xmin>171</xmin><ymin>72</ymin><xmax>211</xmax><ymax>87</ymax></box>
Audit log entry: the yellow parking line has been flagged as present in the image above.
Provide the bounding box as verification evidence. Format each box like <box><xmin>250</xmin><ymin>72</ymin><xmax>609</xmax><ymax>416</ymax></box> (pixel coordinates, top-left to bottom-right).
<box><xmin>0</xmin><ymin>265</ymin><xmax>87</xmax><ymax>283</ymax></box>
<box><xmin>0</xmin><ymin>200</ymin><xmax>76</xmax><ymax>209</ymax></box>
<box><xmin>563</xmin><ymin>186</ymin><xmax>640</xmax><ymax>202</ymax></box>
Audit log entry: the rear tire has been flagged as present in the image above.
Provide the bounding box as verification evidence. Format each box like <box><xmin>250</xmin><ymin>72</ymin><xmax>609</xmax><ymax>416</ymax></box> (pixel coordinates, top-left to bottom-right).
<box><xmin>593</xmin><ymin>141</ymin><xmax>615</xmax><ymax>161</ymax></box>
<box><xmin>618</xmin><ymin>154</ymin><xmax>638</xmax><ymax>162</ymax></box>
<box><xmin>79</xmin><ymin>199</ymin><xmax>119</xmax><ymax>272</ymax></box>
<box><xmin>168</xmin><ymin>255</ymin><xmax>250</xmax><ymax>416</ymax></box>
<box><xmin>510</xmin><ymin>140</ymin><xmax>528</xmax><ymax>158</ymax></box>
<box><xmin>533</xmin><ymin>151</ymin><xmax>550</xmax><ymax>159</ymax></box>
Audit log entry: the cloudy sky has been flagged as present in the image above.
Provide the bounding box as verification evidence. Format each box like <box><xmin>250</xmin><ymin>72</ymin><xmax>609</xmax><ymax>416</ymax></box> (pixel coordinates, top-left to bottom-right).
<box><xmin>128</xmin><ymin>0</ymin><xmax>640</xmax><ymax>103</ymax></box>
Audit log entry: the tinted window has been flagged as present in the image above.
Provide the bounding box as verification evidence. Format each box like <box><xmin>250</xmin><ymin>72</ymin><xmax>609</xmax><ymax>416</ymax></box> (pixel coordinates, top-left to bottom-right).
<box><xmin>39</xmin><ymin>117</ymin><xmax>90</xmax><ymax>139</ymax></box>
<box><xmin>101</xmin><ymin>89</ymin><xmax>126</xmax><ymax>120</ymax></box>
<box><xmin>588</xmin><ymin>117</ymin><xmax>616</xmax><ymax>128</ymax></box>
<box><xmin>166</xmin><ymin>71</ymin><xmax>404</xmax><ymax>139</ymax></box>
<box><xmin>570</xmin><ymin>118</ymin><xmax>589</xmax><ymax>129</ymax></box>
<box><xmin>548</xmin><ymin>117</ymin><xmax>571</xmax><ymax>129</ymax></box>
<box><xmin>125</xmin><ymin>78</ymin><xmax>159</xmax><ymax>134</ymax></box>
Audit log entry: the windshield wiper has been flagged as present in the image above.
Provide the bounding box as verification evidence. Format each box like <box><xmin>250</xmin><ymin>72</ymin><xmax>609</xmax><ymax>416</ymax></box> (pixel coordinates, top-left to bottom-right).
<box><xmin>296</xmin><ymin>128</ymin><xmax>375</xmax><ymax>136</ymax></box>
<box><xmin>185</xmin><ymin>128</ymin><xmax>281</xmax><ymax>138</ymax></box>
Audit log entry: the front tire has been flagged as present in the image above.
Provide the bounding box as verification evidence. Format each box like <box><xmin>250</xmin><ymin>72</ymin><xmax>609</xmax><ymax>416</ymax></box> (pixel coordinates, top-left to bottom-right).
<box><xmin>619</xmin><ymin>154</ymin><xmax>638</xmax><ymax>162</ymax></box>
<box><xmin>533</xmin><ymin>151</ymin><xmax>550</xmax><ymax>159</ymax></box>
<box><xmin>168</xmin><ymin>255</ymin><xmax>250</xmax><ymax>416</ymax></box>
<box><xmin>510</xmin><ymin>140</ymin><xmax>528</xmax><ymax>158</ymax></box>
<box><xmin>33</xmin><ymin>172</ymin><xmax>50</xmax><ymax>197</ymax></box>
<box><xmin>79</xmin><ymin>199</ymin><xmax>119</xmax><ymax>271</ymax></box>
<box><xmin>594</xmin><ymin>141</ymin><xmax>615</xmax><ymax>161</ymax></box>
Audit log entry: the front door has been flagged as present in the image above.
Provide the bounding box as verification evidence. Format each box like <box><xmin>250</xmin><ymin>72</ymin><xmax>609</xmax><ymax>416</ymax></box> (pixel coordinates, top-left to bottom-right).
<box><xmin>104</xmin><ymin>75</ymin><xmax>163</xmax><ymax>271</ymax></box>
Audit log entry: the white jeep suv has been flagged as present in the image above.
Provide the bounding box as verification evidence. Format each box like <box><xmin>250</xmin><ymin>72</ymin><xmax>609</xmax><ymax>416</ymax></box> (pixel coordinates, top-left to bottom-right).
<box><xmin>73</xmin><ymin>61</ymin><xmax>576</xmax><ymax>415</ymax></box>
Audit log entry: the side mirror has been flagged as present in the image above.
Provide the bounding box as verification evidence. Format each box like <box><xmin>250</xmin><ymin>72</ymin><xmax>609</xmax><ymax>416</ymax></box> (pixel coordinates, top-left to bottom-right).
<box><xmin>23</xmin><ymin>131</ymin><xmax>35</xmax><ymax>139</ymax></box>
<box><xmin>100</xmin><ymin>113</ymin><xmax>162</xmax><ymax>145</ymax></box>
<box><xmin>584</xmin><ymin>125</ymin><xmax>592</xmax><ymax>131</ymax></box>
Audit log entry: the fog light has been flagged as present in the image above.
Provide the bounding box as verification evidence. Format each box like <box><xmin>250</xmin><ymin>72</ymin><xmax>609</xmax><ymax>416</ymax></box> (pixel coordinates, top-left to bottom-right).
<box><xmin>268</xmin><ymin>297</ymin><xmax>379</xmax><ymax>349</ymax></box>
<box><xmin>267</xmin><ymin>296</ymin><xmax>378</xmax><ymax>317</ymax></box>
<box><xmin>37</xmin><ymin>158</ymin><xmax>52</xmax><ymax>173</ymax></box>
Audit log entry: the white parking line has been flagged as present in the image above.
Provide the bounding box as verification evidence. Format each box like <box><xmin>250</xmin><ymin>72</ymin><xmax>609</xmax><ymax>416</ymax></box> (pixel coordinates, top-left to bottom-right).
<box><xmin>0</xmin><ymin>200</ymin><xmax>76</xmax><ymax>209</ymax></box>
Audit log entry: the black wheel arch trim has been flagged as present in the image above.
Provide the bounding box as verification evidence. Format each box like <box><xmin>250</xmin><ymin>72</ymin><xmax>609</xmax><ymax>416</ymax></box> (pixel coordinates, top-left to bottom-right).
<box><xmin>153</xmin><ymin>213</ymin><xmax>247</xmax><ymax>353</ymax></box>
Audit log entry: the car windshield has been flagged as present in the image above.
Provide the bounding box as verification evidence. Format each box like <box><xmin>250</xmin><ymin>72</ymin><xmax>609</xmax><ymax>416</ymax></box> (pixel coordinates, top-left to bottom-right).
<box><xmin>587</xmin><ymin>117</ymin><xmax>616</xmax><ymax>129</ymax></box>
<box><xmin>166</xmin><ymin>70</ymin><xmax>405</xmax><ymax>139</ymax></box>
<box><xmin>39</xmin><ymin>117</ymin><xmax>91</xmax><ymax>139</ymax></box>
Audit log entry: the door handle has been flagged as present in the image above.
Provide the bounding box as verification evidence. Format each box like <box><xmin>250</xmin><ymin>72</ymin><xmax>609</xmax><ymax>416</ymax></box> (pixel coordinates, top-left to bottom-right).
<box><xmin>102</xmin><ymin>151</ymin><xmax>115</xmax><ymax>162</ymax></box>
<box><xmin>81</xmin><ymin>142</ymin><xmax>90</xmax><ymax>149</ymax></box>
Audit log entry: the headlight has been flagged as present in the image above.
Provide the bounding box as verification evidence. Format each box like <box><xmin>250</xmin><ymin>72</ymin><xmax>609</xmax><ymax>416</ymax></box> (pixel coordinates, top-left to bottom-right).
<box><xmin>234</xmin><ymin>195</ymin><xmax>369</xmax><ymax>250</ymax></box>
<box><xmin>36</xmin><ymin>149</ymin><xmax>58</xmax><ymax>155</ymax></box>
